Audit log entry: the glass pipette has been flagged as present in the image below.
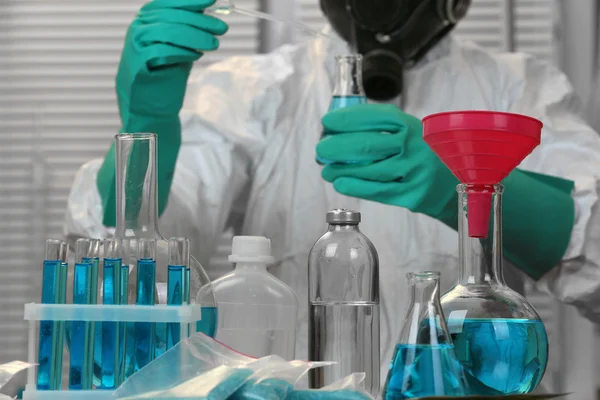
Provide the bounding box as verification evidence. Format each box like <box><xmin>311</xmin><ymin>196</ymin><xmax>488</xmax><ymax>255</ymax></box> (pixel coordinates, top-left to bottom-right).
<box><xmin>37</xmin><ymin>239</ymin><xmax>67</xmax><ymax>390</ymax></box>
<box><xmin>206</xmin><ymin>0</ymin><xmax>336</xmax><ymax>40</ymax></box>
<box><xmin>134</xmin><ymin>239</ymin><xmax>156</xmax><ymax>371</ymax></box>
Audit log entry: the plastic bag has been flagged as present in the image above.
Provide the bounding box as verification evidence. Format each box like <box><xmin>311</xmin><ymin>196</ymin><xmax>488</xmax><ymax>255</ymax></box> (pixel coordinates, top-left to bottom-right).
<box><xmin>0</xmin><ymin>361</ymin><xmax>34</xmax><ymax>399</ymax></box>
<box><xmin>287</xmin><ymin>373</ymin><xmax>375</xmax><ymax>400</ymax></box>
<box><xmin>115</xmin><ymin>333</ymin><xmax>329</xmax><ymax>400</ymax></box>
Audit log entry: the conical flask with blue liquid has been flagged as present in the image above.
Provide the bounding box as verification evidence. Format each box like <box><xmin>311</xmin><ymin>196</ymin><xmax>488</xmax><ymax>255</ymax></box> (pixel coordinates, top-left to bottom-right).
<box><xmin>382</xmin><ymin>272</ymin><xmax>467</xmax><ymax>399</ymax></box>
<box><xmin>317</xmin><ymin>54</ymin><xmax>367</xmax><ymax>165</ymax></box>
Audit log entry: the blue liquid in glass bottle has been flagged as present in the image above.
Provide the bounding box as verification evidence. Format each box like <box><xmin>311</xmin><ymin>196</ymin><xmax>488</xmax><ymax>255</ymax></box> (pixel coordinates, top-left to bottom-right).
<box><xmin>448</xmin><ymin>318</ymin><xmax>548</xmax><ymax>395</ymax></box>
<box><xmin>317</xmin><ymin>54</ymin><xmax>368</xmax><ymax>165</ymax></box>
<box><xmin>383</xmin><ymin>344</ymin><xmax>466</xmax><ymax>399</ymax></box>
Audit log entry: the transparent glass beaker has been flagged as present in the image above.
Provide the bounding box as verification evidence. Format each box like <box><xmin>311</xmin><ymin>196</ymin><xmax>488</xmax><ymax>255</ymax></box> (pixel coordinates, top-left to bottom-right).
<box><xmin>382</xmin><ymin>272</ymin><xmax>467</xmax><ymax>399</ymax></box>
<box><xmin>114</xmin><ymin>133</ymin><xmax>218</xmax><ymax>376</ymax></box>
<box><xmin>441</xmin><ymin>184</ymin><xmax>549</xmax><ymax>395</ymax></box>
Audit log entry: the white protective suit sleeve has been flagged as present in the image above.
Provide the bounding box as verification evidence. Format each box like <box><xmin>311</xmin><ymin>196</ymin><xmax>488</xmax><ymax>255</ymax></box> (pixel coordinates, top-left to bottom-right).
<box><xmin>497</xmin><ymin>52</ymin><xmax>600</xmax><ymax>322</ymax></box>
<box><xmin>64</xmin><ymin>49</ymin><xmax>295</xmax><ymax>268</ymax></box>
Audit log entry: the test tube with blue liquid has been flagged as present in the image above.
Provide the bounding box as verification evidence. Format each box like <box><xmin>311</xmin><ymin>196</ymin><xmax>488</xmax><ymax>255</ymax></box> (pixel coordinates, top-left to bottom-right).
<box><xmin>317</xmin><ymin>54</ymin><xmax>368</xmax><ymax>165</ymax></box>
<box><xmin>37</xmin><ymin>239</ymin><xmax>68</xmax><ymax>390</ymax></box>
<box><xmin>69</xmin><ymin>239</ymin><xmax>99</xmax><ymax>390</ymax></box>
<box><xmin>100</xmin><ymin>238</ymin><xmax>123</xmax><ymax>389</ymax></box>
<box><xmin>134</xmin><ymin>238</ymin><xmax>156</xmax><ymax>371</ymax></box>
<box><xmin>167</xmin><ymin>238</ymin><xmax>190</xmax><ymax>350</ymax></box>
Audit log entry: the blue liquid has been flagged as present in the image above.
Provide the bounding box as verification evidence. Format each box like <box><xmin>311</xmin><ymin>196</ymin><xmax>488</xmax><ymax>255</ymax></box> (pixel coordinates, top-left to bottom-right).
<box><xmin>37</xmin><ymin>260</ymin><xmax>67</xmax><ymax>390</ymax></box>
<box><xmin>134</xmin><ymin>259</ymin><xmax>156</xmax><ymax>371</ymax></box>
<box><xmin>166</xmin><ymin>265</ymin><xmax>185</xmax><ymax>351</ymax></box>
<box><xmin>382</xmin><ymin>344</ymin><xmax>466</xmax><ymax>399</ymax></box>
<box><xmin>184</xmin><ymin>267</ymin><xmax>191</xmax><ymax>304</ymax></box>
<box><xmin>119</xmin><ymin>263</ymin><xmax>130</xmax><ymax>382</ymax></box>
<box><xmin>69</xmin><ymin>262</ymin><xmax>96</xmax><ymax>390</ymax></box>
<box><xmin>101</xmin><ymin>258</ymin><xmax>121</xmax><ymax>389</ymax></box>
<box><xmin>196</xmin><ymin>307</ymin><xmax>218</xmax><ymax>338</ymax></box>
<box><xmin>317</xmin><ymin>95</ymin><xmax>368</xmax><ymax>165</ymax></box>
<box><xmin>448</xmin><ymin>318</ymin><xmax>548</xmax><ymax>395</ymax></box>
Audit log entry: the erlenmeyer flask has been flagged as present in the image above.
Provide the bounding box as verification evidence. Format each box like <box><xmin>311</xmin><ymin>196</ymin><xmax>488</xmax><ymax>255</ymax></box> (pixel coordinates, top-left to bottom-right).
<box><xmin>382</xmin><ymin>272</ymin><xmax>467</xmax><ymax>399</ymax></box>
<box><xmin>114</xmin><ymin>133</ymin><xmax>218</xmax><ymax>333</ymax></box>
<box><xmin>317</xmin><ymin>54</ymin><xmax>368</xmax><ymax>165</ymax></box>
<box><xmin>441</xmin><ymin>184</ymin><xmax>549</xmax><ymax>395</ymax></box>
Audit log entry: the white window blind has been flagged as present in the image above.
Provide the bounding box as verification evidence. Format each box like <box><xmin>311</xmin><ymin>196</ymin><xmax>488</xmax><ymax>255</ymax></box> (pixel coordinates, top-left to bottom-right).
<box><xmin>0</xmin><ymin>0</ymin><xmax>260</xmax><ymax>364</ymax></box>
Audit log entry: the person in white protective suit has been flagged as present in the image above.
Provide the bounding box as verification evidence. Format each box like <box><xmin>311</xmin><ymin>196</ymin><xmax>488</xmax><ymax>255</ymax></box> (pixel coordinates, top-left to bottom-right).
<box><xmin>65</xmin><ymin>0</ymin><xmax>600</xmax><ymax>388</ymax></box>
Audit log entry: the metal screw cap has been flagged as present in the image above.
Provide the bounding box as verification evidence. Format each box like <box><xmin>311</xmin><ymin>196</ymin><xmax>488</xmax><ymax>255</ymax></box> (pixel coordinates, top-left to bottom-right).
<box><xmin>326</xmin><ymin>209</ymin><xmax>361</xmax><ymax>225</ymax></box>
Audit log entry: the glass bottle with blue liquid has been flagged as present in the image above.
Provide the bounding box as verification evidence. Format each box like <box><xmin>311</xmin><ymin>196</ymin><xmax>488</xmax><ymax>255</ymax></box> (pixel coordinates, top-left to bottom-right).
<box><xmin>441</xmin><ymin>184</ymin><xmax>549</xmax><ymax>395</ymax></box>
<box><xmin>317</xmin><ymin>54</ymin><xmax>367</xmax><ymax>165</ymax></box>
<box><xmin>382</xmin><ymin>272</ymin><xmax>467</xmax><ymax>399</ymax></box>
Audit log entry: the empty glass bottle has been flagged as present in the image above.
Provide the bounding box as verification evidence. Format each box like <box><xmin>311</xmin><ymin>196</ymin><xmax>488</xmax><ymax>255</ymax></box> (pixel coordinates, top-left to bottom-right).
<box><xmin>383</xmin><ymin>272</ymin><xmax>467</xmax><ymax>399</ymax></box>
<box><xmin>441</xmin><ymin>184</ymin><xmax>549</xmax><ymax>395</ymax></box>
<box><xmin>308</xmin><ymin>209</ymin><xmax>380</xmax><ymax>397</ymax></box>
<box><xmin>317</xmin><ymin>54</ymin><xmax>368</xmax><ymax>165</ymax></box>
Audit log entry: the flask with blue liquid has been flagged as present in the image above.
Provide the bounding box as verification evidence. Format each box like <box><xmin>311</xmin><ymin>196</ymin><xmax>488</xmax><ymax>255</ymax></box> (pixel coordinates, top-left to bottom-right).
<box><xmin>441</xmin><ymin>184</ymin><xmax>549</xmax><ymax>395</ymax></box>
<box><xmin>382</xmin><ymin>272</ymin><xmax>467</xmax><ymax>399</ymax></box>
<box><xmin>317</xmin><ymin>54</ymin><xmax>368</xmax><ymax>165</ymax></box>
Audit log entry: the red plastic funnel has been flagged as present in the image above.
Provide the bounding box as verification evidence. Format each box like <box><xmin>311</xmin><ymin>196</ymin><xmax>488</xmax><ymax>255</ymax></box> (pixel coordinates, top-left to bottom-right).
<box><xmin>422</xmin><ymin>111</ymin><xmax>542</xmax><ymax>238</ymax></box>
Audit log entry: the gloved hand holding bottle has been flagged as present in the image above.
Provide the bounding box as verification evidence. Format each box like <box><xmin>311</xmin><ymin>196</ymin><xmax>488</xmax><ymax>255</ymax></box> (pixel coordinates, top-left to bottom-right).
<box><xmin>97</xmin><ymin>0</ymin><xmax>228</xmax><ymax>226</ymax></box>
<box><xmin>317</xmin><ymin>103</ymin><xmax>575</xmax><ymax>280</ymax></box>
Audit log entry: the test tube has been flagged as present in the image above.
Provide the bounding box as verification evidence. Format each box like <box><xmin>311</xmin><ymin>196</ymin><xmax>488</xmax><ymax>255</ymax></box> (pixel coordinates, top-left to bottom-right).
<box><xmin>101</xmin><ymin>238</ymin><xmax>122</xmax><ymax>389</ymax></box>
<box><xmin>167</xmin><ymin>238</ymin><xmax>190</xmax><ymax>350</ymax></box>
<box><xmin>37</xmin><ymin>239</ymin><xmax>68</xmax><ymax>390</ymax></box>
<box><xmin>69</xmin><ymin>239</ymin><xmax>98</xmax><ymax>390</ymax></box>
<box><xmin>119</xmin><ymin>240</ymin><xmax>131</xmax><ymax>383</ymax></box>
<box><xmin>134</xmin><ymin>239</ymin><xmax>156</xmax><ymax>371</ymax></box>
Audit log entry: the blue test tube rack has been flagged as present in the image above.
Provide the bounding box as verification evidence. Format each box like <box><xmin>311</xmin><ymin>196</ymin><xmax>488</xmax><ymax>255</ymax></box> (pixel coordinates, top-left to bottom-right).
<box><xmin>22</xmin><ymin>303</ymin><xmax>203</xmax><ymax>400</ymax></box>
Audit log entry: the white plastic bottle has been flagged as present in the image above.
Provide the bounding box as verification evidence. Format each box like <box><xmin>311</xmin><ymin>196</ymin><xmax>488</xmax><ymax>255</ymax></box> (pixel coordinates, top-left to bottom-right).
<box><xmin>212</xmin><ymin>236</ymin><xmax>299</xmax><ymax>359</ymax></box>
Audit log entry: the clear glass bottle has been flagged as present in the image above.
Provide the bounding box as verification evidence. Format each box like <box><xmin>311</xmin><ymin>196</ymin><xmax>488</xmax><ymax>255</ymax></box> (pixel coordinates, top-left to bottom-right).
<box><xmin>308</xmin><ymin>209</ymin><xmax>380</xmax><ymax>397</ymax></box>
<box><xmin>382</xmin><ymin>272</ymin><xmax>467</xmax><ymax>399</ymax></box>
<box><xmin>212</xmin><ymin>236</ymin><xmax>298</xmax><ymax>359</ymax></box>
<box><xmin>114</xmin><ymin>133</ymin><xmax>218</xmax><ymax>378</ymax></box>
<box><xmin>441</xmin><ymin>184</ymin><xmax>549</xmax><ymax>395</ymax></box>
<box><xmin>317</xmin><ymin>54</ymin><xmax>368</xmax><ymax>165</ymax></box>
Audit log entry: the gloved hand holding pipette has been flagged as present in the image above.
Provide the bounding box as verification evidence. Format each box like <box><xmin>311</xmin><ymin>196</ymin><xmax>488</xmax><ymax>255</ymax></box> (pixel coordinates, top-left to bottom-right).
<box><xmin>96</xmin><ymin>0</ymin><xmax>229</xmax><ymax>227</ymax></box>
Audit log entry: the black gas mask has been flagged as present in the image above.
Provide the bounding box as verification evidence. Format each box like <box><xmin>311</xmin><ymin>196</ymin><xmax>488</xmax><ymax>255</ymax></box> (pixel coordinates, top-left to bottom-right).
<box><xmin>320</xmin><ymin>0</ymin><xmax>471</xmax><ymax>101</ymax></box>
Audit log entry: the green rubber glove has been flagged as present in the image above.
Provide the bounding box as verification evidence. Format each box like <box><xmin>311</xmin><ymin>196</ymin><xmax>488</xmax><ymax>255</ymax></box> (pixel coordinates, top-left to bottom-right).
<box><xmin>317</xmin><ymin>104</ymin><xmax>460</xmax><ymax>227</ymax></box>
<box><xmin>317</xmin><ymin>104</ymin><xmax>575</xmax><ymax>280</ymax></box>
<box><xmin>97</xmin><ymin>0</ymin><xmax>228</xmax><ymax>227</ymax></box>
<box><xmin>501</xmin><ymin>169</ymin><xmax>574</xmax><ymax>279</ymax></box>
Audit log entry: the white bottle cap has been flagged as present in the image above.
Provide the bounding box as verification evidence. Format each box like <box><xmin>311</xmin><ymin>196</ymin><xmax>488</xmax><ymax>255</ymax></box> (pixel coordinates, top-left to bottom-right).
<box><xmin>228</xmin><ymin>236</ymin><xmax>275</xmax><ymax>264</ymax></box>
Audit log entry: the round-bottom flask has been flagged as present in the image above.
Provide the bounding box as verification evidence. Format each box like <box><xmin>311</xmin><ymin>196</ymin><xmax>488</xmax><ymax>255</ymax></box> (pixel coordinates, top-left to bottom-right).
<box><xmin>441</xmin><ymin>184</ymin><xmax>548</xmax><ymax>395</ymax></box>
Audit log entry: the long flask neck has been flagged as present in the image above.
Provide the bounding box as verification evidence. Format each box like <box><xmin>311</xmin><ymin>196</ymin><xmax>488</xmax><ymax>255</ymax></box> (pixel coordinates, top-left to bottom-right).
<box><xmin>457</xmin><ymin>184</ymin><xmax>505</xmax><ymax>286</ymax></box>
<box><xmin>333</xmin><ymin>55</ymin><xmax>365</xmax><ymax>97</ymax></box>
<box><xmin>115</xmin><ymin>133</ymin><xmax>161</xmax><ymax>238</ymax></box>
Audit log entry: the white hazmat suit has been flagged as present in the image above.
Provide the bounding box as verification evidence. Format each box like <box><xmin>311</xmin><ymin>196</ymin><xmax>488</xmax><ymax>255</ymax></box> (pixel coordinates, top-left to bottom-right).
<box><xmin>65</xmin><ymin>28</ymin><xmax>600</xmax><ymax>384</ymax></box>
